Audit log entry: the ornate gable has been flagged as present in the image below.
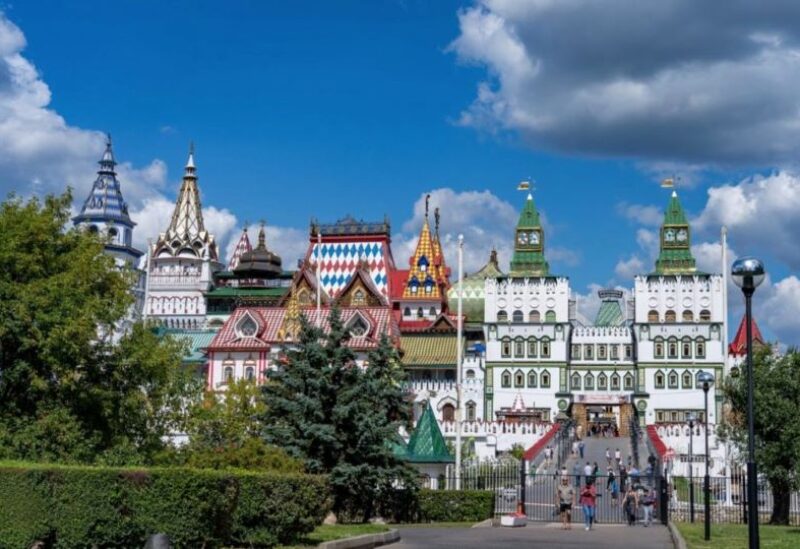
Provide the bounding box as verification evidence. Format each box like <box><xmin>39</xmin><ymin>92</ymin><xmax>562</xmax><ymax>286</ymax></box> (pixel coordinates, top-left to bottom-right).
<box><xmin>280</xmin><ymin>265</ymin><xmax>330</xmax><ymax>307</ymax></box>
<box><xmin>337</xmin><ymin>263</ymin><xmax>387</xmax><ymax>307</ymax></box>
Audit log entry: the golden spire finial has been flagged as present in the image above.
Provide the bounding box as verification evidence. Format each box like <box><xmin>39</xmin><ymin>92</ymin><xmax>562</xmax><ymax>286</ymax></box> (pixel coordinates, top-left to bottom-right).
<box><xmin>434</xmin><ymin>207</ymin><xmax>440</xmax><ymax>235</ymax></box>
<box><xmin>425</xmin><ymin>193</ymin><xmax>431</xmax><ymax>219</ymax></box>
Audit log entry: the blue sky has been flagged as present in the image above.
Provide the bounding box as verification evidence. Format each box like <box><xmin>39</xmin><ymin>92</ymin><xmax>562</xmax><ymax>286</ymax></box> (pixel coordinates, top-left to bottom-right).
<box><xmin>2</xmin><ymin>1</ymin><xmax>800</xmax><ymax>343</ymax></box>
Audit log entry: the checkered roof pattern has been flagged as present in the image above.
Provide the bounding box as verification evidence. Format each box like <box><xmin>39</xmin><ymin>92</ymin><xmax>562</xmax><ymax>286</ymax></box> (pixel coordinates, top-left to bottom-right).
<box><xmin>306</xmin><ymin>239</ymin><xmax>393</xmax><ymax>298</ymax></box>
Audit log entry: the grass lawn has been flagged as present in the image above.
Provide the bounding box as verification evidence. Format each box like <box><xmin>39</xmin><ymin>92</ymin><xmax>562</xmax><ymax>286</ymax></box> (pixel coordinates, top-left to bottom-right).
<box><xmin>277</xmin><ymin>523</ymin><xmax>390</xmax><ymax>548</ymax></box>
<box><xmin>676</xmin><ymin>523</ymin><xmax>800</xmax><ymax>549</ymax></box>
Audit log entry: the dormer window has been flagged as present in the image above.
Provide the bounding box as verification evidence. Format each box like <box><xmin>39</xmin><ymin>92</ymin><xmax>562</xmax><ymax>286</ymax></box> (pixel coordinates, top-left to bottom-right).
<box><xmin>423</xmin><ymin>276</ymin><xmax>434</xmax><ymax>294</ymax></box>
<box><xmin>409</xmin><ymin>276</ymin><xmax>420</xmax><ymax>294</ymax></box>
<box><xmin>348</xmin><ymin>315</ymin><xmax>369</xmax><ymax>337</ymax></box>
<box><xmin>237</xmin><ymin>314</ymin><xmax>259</xmax><ymax>338</ymax></box>
<box><xmin>418</xmin><ymin>255</ymin><xmax>429</xmax><ymax>272</ymax></box>
<box><xmin>353</xmin><ymin>289</ymin><xmax>366</xmax><ymax>306</ymax></box>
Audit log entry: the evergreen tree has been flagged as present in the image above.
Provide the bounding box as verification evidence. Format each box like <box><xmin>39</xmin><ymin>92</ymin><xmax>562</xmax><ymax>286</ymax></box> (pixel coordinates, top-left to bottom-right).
<box><xmin>262</xmin><ymin>307</ymin><xmax>415</xmax><ymax>520</ymax></box>
<box><xmin>720</xmin><ymin>347</ymin><xmax>800</xmax><ymax>524</ymax></box>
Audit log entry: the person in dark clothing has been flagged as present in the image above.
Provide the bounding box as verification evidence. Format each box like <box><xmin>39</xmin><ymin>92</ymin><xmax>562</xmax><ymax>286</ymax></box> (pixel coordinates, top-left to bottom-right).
<box><xmin>622</xmin><ymin>486</ymin><xmax>638</xmax><ymax>526</ymax></box>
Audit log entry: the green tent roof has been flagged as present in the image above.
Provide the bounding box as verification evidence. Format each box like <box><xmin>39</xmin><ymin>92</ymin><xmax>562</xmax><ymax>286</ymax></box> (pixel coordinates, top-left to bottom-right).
<box><xmin>594</xmin><ymin>299</ymin><xmax>625</xmax><ymax>326</ymax></box>
<box><xmin>404</xmin><ymin>403</ymin><xmax>454</xmax><ymax>463</ymax></box>
<box><xmin>516</xmin><ymin>193</ymin><xmax>541</xmax><ymax>228</ymax></box>
<box><xmin>654</xmin><ymin>191</ymin><xmax>697</xmax><ymax>275</ymax></box>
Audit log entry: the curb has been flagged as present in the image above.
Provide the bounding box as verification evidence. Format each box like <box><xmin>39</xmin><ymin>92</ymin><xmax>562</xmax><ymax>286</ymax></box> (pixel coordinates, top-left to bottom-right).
<box><xmin>667</xmin><ymin>522</ymin><xmax>688</xmax><ymax>549</ymax></box>
<box><xmin>318</xmin><ymin>528</ymin><xmax>400</xmax><ymax>549</ymax></box>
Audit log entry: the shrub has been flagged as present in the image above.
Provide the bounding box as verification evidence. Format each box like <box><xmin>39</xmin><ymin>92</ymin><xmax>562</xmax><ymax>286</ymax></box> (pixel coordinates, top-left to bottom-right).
<box><xmin>0</xmin><ymin>462</ymin><xmax>330</xmax><ymax>548</ymax></box>
<box><xmin>417</xmin><ymin>489</ymin><xmax>495</xmax><ymax>522</ymax></box>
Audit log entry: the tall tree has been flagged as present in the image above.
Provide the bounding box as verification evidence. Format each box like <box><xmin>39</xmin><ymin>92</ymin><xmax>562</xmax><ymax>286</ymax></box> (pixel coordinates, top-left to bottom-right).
<box><xmin>720</xmin><ymin>347</ymin><xmax>800</xmax><ymax>524</ymax></box>
<box><xmin>262</xmin><ymin>308</ymin><xmax>414</xmax><ymax>520</ymax></box>
<box><xmin>0</xmin><ymin>192</ymin><xmax>192</xmax><ymax>464</ymax></box>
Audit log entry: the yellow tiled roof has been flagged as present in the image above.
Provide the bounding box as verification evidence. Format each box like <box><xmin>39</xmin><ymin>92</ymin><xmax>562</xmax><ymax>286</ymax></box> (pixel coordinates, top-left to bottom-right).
<box><xmin>402</xmin><ymin>219</ymin><xmax>441</xmax><ymax>299</ymax></box>
<box><xmin>400</xmin><ymin>335</ymin><xmax>462</xmax><ymax>366</ymax></box>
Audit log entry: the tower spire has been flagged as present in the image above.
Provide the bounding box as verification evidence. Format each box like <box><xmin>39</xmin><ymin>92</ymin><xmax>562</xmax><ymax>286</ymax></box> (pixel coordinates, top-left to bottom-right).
<box><xmin>509</xmin><ymin>192</ymin><xmax>548</xmax><ymax>276</ymax></box>
<box><xmin>654</xmin><ymin>189</ymin><xmax>696</xmax><ymax>275</ymax></box>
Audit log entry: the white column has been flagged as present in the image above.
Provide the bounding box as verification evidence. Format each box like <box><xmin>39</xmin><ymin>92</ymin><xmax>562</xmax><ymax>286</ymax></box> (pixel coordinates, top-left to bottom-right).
<box><xmin>455</xmin><ymin>234</ymin><xmax>464</xmax><ymax>490</ymax></box>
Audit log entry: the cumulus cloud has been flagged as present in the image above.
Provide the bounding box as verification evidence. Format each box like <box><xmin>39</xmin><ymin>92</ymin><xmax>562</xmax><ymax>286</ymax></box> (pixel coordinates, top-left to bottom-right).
<box><xmin>450</xmin><ymin>1</ymin><xmax>800</xmax><ymax>166</ymax></box>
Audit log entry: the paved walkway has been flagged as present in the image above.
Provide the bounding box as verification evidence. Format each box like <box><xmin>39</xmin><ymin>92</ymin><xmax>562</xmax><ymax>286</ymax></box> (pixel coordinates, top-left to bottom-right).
<box><xmin>388</xmin><ymin>523</ymin><xmax>673</xmax><ymax>548</ymax></box>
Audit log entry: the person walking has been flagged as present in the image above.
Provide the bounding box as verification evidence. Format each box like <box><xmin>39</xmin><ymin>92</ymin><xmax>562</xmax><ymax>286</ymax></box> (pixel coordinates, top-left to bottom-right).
<box><xmin>622</xmin><ymin>485</ymin><xmax>639</xmax><ymax>526</ymax></box>
<box><xmin>620</xmin><ymin>465</ymin><xmax>628</xmax><ymax>491</ymax></box>
<box><xmin>641</xmin><ymin>487</ymin><xmax>656</xmax><ymax>527</ymax></box>
<box><xmin>579</xmin><ymin>440</ymin><xmax>585</xmax><ymax>459</ymax></box>
<box><xmin>605</xmin><ymin>447</ymin><xmax>612</xmax><ymax>466</ymax></box>
<box><xmin>584</xmin><ymin>462</ymin><xmax>592</xmax><ymax>479</ymax></box>
<box><xmin>592</xmin><ymin>461</ymin><xmax>600</xmax><ymax>481</ymax></box>
<box><xmin>606</xmin><ymin>469</ymin><xmax>615</xmax><ymax>492</ymax></box>
<box><xmin>579</xmin><ymin>480</ymin><xmax>598</xmax><ymax>531</ymax></box>
<box><xmin>557</xmin><ymin>476</ymin><xmax>575</xmax><ymax>530</ymax></box>
<box><xmin>572</xmin><ymin>462</ymin><xmax>582</xmax><ymax>489</ymax></box>
<box><xmin>609</xmin><ymin>473</ymin><xmax>620</xmax><ymax>504</ymax></box>
<box><xmin>615</xmin><ymin>448</ymin><xmax>621</xmax><ymax>466</ymax></box>
<box><xmin>572</xmin><ymin>440</ymin><xmax>579</xmax><ymax>457</ymax></box>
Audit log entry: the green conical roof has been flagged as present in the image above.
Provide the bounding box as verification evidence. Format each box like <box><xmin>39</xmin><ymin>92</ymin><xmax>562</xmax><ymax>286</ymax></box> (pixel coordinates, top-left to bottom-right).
<box><xmin>517</xmin><ymin>193</ymin><xmax>541</xmax><ymax>228</ymax></box>
<box><xmin>654</xmin><ymin>191</ymin><xmax>696</xmax><ymax>275</ymax></box>
<box><xmin>594</xmin><ymin>300</ymin><xmax>624</xmax><ymax>326</ymax></box>
<box><xmin>447</xmin><ymin>249</ymin><xmax>504</xmax><ymax>323</ymax></box>
<box><xmin>404</xmin><ymin>402</ymin><xmax>453</xmax><ymax>463</ymax></box>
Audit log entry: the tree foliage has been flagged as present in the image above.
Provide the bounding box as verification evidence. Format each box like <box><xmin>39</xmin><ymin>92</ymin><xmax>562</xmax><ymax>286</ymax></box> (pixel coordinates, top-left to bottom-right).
<box><xmin>261</xmin><ymin>308</ymin><xmax>415</xmax><ymax>520</ymax></box>
<box><xmin>720</xmin><ymin>347</ymin><xmax>800</xmax><ymax>524</ymax></box>
<box><xmin>0</xmin><ymin>192</ymin><xmax>193</xmax><ymax>464</ymax></box>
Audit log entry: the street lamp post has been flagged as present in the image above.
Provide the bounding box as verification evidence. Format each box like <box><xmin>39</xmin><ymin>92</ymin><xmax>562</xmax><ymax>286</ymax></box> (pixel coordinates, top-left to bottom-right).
<box><xmin>687</xmin><ymin>412</ymin><xmax>696</xmax><ymax>523</ymax></box>
<box><xmin>698</xmin><ymin>370</ymin><xmax>715</xmax><ymax>541</ymax></box>
<box><xmin>732</xmin><ymin>257</ymin><xmax>765</xmax><ymax>549</ymax></box>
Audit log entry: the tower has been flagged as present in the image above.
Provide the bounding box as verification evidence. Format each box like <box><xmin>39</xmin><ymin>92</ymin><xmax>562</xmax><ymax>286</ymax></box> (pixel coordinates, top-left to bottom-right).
<box><xmin>654</xmin><ymin>190</ymin><xmax>696</xmax><ymax>275</ymax></box>
<box><xmin>73</xmin><ymin>136</ymin><xmax>145</xmax><ymax>327</ymax></box>
<box><xmin>144</xmin><ymin>145</ymin><xmax>223</xmax><ymax>329</ymax></box>
<box><xmin>509</xmin><ymin>193</ymin><xmax>549</xmax><ymax>276</ymax></box>
<box><xmin>73</xmin><ymin>136</ymin><xmax>143</xmax><ymax>266</ymax></box>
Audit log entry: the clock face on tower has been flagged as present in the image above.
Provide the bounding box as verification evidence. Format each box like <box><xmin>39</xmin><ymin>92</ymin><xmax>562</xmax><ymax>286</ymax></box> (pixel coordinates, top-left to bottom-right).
<box><xmin>664</xmin><ymin>229</ymin><xmax>675</xmax><ymax>242</ymax></box>
<box><xmin>517</xmin><ymin>232</ymin><xmax>529</xmax><ymax>245</ymax></box>
<box><xmin>530</xmin><ymin>231</ymin><xmax>540</xmax><ymax>245</ymax></box>
<box><xmin>677</xmin><ymin>229</ymin><xmax>688</xmax><ymax>242</ymax></box>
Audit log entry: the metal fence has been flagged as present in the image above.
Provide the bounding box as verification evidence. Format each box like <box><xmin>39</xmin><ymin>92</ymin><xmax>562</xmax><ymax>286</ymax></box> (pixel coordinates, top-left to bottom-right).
<box><xmin>668</xmin><ymin>474</ymin><xmax>800</xmax><ymax>526</ymax></box>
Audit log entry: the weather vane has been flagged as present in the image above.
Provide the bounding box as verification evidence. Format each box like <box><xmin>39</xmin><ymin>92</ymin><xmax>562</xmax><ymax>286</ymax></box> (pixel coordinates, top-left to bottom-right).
<box><xmin>517</xmin><ymin>177</ymin><xmax>534</xmax><ymax>192</ymax></box>
<box><xmin>425</xmin><ymin>193</ymin><xmax>431</xmax><ymax>218</ymax></box>
<box><xmin>661</xmin><ymin>175</ymin><xmax>681</xmax><ymax>190</ymax></box>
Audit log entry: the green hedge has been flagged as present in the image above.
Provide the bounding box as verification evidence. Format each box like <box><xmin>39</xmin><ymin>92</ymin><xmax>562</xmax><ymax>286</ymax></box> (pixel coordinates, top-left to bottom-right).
<box><xmin>417</xmin><ymin>489</ymin><xmax>495</xmax><ymax>522</ymax></box>
<box><xmin>0</xmin><ymin>462</ymin><xmax>330</xmax><ymax>548</ymax></box>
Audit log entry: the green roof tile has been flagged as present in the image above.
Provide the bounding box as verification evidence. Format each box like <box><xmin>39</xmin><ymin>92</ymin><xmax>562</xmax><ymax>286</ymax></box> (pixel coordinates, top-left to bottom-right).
<box><xmin>594</xmin><ymin>299</ymin><xmax>625</xmax><ymax>326</ymax></box>
<box><xmin>404</xmin><ymin>402</ymin><xmax>453</xmax><ymax>463</ymax></box>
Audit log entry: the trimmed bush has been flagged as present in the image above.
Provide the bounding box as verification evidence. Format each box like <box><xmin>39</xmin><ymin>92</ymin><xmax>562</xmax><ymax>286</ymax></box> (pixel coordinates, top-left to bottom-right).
<box><xmin>0</xmin><ymin>462</ymin><xmax>330</xmax><ymax>548</ymax></box>
<box><xmin>417</xmin><ymin>489</ymin><xmax>495</xmax><ymax>522</ymax></box>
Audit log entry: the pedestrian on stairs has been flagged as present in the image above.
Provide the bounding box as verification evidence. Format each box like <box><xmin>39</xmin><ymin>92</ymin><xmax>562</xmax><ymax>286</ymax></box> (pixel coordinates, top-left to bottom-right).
<box><xmin>622</xmin><ymin>486</ymin><xmax>639</xmax><ymax>526</ymax></box>
<box><xmin>579</xmin><ymin>480</ymin><xmax>598</xmax><ymax>531</ymax></box>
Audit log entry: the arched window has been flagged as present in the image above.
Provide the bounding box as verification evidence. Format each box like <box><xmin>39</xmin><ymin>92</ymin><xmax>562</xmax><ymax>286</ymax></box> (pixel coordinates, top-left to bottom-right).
<box><xmin>610</xmin><ymin>373</ymin><xmax>621</xmax><ymax>390</ymax></box>
<box><xmin>514</xmin><ymin>370</ymin><xmax>525</xmax><ymax>388</ymax></box>
<box><xmin>527</xmin><ymin>371</ymin><xmax>538</xmax><ymax>388</ymax></box>
<box><xmin>648</xmin><ymin>309</ymin><xmax>659</xmax><ymax>322</ymax></box>
<box><xmin>541</xmin><ymin>371</ymin><xmax>551</xmax><ymax>388</ymax></box>
<box><xmin>513</xmin><ymin>310</ymin><xmax>524</xmax><ymax>322</ymax></box>
<box><xmin>466</xmin><ymin>369</ymin><xmax>475</xmax><ymax>379</ymax></box>
<box><xmin>497</xmin><ymin>310</ymin><xmax>508</xmax><ymax>322</ymax></box>
<box><xmin>541</xmin><ymin>337</ymin><xmax>551</xmax><ymax>358</ymax></box>
<box><xmin>429</xmin><ymin>307</ymin><xmax>437</xmax><ymax>316</ymax></box>
<box><xmin>624</xmin><ymin>372</ymin><xmax>634</xmax><ymax>390</ymax></box>
<box><xmin>665</xmin><ymin>310</ymin><xmax>677</xmax><ymax>323</ymax></box>
<box><xmin>584</xmin><ymin>372</ymin><xmax>595</xmax><ymax>390</ymax></box>
<box><xmin>668</xmin><ymin>338</ymin><xmax>678</xmax><ymax>358</ymax></box>
<box><xmin>417</xmin><ymin>307</ymin><xmax>424</xmax><ymax>319</ymax></box>
<box><xmin>408</xmin><ymin>276</ymin><xmax>420</xmax><ymax>294</ymax></box>
<box><xmin>418</xmin><ymin>255</ymin><xmax>429</xmax><ymax>272</ymax></box>
<box><xmin>245</xmin><ymin>366</ymin><xmax>255</xmax><ymax>381</ymax></box>
<box><xmin>466</xmin><ymin>401</ymin><xmax>477</xmax><ymax>422</ymax></box>
<box><xmin>598</xmin><ymin>372</ymin><xmax>608</xmax><ymax>390</ymax></box>
<box><xmin>654</xmin><ymin>338</ymin><xmax>665</xmax><ymax>359</ymax></box>
<box><xmin>514</xmin><ymin>337</ymin><xmax>525</xmax><ymax>358</ymax></box>
<box><xmin>352</xmin><ymin>289</ymin><xmax>366</xmax><ymax>306</ymax></box>
<box><xmin>527</xmin><ymin>338</ymin><xmax>538</xmax><ymax>357</ymax></box>
<box><xmin>403</xmin><ymin>307</ymin><xmax>411</xmax><ymax>317</ymax></box>
<box><xmin>88</xmin><ymin>224</ymin><xmax>99</xmax><ymax>234</ymax></box>
<box><xmin>696</xmin><ymin>339</ymin><xmax>706</xmax><ymax>358</ymax></box>
<box><xmin>598</xmin><ymin>345</ymin><xmax>607</xmax><ymax>359</ymax></box>
<box><xmin>584</xmin><ymin>345</ymin><xmax>594</xmax><ymax>359</ymax></box>
<box><xmin>545</xmin><ymin>310</ymin><xmax>556</xmax><ymax>322</ymax></box>
<box><xmin>442</xmin><ymin>403</ymin><xmax>455</xmax><ymax>422</ymax></box>
<box><xmin>423</xmin><ymin>276</ymin><xmax>434</xmax><ymax>294</ymax></box>
<box><xmin>237</xmin><ymin>314</ymin><xmax>258</xmax><ymax>337</ymax></box>
<box><xmin>501</xmin><ymin>338</ymin><xmax>511</xmax><ymax>358</ymax></box>
<box><xmin>682</xmin><ymin>337</ymin><xmax>692</xmax><ymax>358</ymax></box>
<box><xmin>223</xmin><ymin>364</ymin><xmax>234</xmax><ymax>383</ymax></box>
<box><xmin>683</xmin><ymin>310</ymin><xmax>694</xmax><ymax>322</ymax></box>
<box><xmin>501</xmin><ymin>370</ymin><xmax>511</xmax><ymax>387</ymax></box>
<box><xmin>668</xmin><ymin>370</ymin><xmax>679</xmax><ymax>389</ymax></box>
<box><xmin>699</xmin><ymin>309</ymin><xmax>711</xmax><ymax>321</ymax></box>
<box><xmin>529</xmin><ymin>310</ymin><xmax>541</xmax><ymax>323</ymax></box>
<box><xmin>571</xmin><ymin>372</ymin><xmax>581</xmax><ymax>390</ymax></box>
<box><xmin>108</xmin><ymin>227</ymin><xmax>118</xmax><ymax>238</ymax></box>
<box><xmin>682</xmin><ymin>370</ymin><xmax>693</xmax><ymax>389</ymax></box>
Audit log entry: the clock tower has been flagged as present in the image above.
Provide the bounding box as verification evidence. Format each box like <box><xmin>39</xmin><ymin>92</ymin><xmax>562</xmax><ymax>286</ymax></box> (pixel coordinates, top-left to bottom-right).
<box><xmin>509</xmin><ymin>193</ymin><xmax>549</xmax><ymax>276</ymax></box>
<box><xmin>654</xmin><ymin>190</ymin><xmax>696</xmax><ymax>274</ymax></box>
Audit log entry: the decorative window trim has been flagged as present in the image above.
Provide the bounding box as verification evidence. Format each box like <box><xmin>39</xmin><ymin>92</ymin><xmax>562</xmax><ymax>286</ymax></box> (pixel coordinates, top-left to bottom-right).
<box><xmin>624</xmin><ymin>372</ymin><xmax>634</xmax><ymax>390</ymax></box>
<box><xmin>497</xmin><ymin>310</ymin><xmax>508</xmax><ymax>322</ymax></box>
<box><xmin>584</xmin><ymin>344</ymin><xmax>594</xmax><ymax>359</ymax></box>
<box><xmin>545</xmin><ymin>310</ymin><xmax>556</xmax><ymax>323</ymax></box>
<box><xmin>610</xmin><ymin>373</ymin><xmax>621</xmax><ymax>390</ymax></box>
<box><xmin>571</xmin><ymin>372</ymin><xmax>581</xmax><ymax>390</ymax></box>
<box><xmin>541</xmin><ymin>338</ymin><xmax>551</xmax><ymax>358</ymax></box>
<box><xmin>541</xmin><ymin>371</ymin><xmax>551</xmax><ymax>388</ymax></box>
<box><xmin>696</xmin><ymin>339</ymin><xmax>706</xmax><ymax>358</ymax></box>
<box><xmin>501</xmin><ymin>338</ymin><xmax>511</xmax><ymax>358</ymax></box>
<box><xmin>236</xmin><ymin>312</ymin><xmax>260</xmax><ymax>338</ymax></box>
<box><xmin>512</xmin><ymin>310</ymin><xmax>524</xmax><ymax>322</ymax></box>
<box><xmin>668</xmin><ymin>370</ymin><xmax>679</xmax><ymax>389</ymax></box>
<box><xmin>597</xmin><ymin>372</ymin><xmax>608</xmax><ymax>390</ymax></box>
<box><xmin>648</xmin><ymin>309</ymin><xmax>659</xmax><ymax>323</ymax></box>
<box><xmin>682</xmin><ymin>370</ymin><xmax>693</xmax><ymax>389</ymax></box>
<box><xmin>527</xmin><ymin>338</ymin><xmax>538</xmax><ymax>358</ymax></box>
<box><xmin>584</xmin><ymin>372</ymin><xmax>595</xmax><ymax>390</ymax></box>
<box><xmin>501</xmin><ymin>370</ymin><xmax>512</xmax><ymax>388</ymax></box>
<box><xmin>347</xmin><ymin>312</ymin><xmax>372</xmax><ymax>337</ymax></box>
<box><xmin>571</xmin><ymin>344</ymin><xmax>581</xmax><ymax>359</ymax></box>
<box><xmin>654</xmin><ymin>370</ymin><xmax>665</xmax><ymax>389</ymax></box>
<box><xmin>527</xmin><ymin>371</ymin><xmax>538</xmax><ymax>388</ymax></box>
<box><xmin>514</xmin><ymin>370</ymin><xmax>525</xmax><ymax>388</ymax></box>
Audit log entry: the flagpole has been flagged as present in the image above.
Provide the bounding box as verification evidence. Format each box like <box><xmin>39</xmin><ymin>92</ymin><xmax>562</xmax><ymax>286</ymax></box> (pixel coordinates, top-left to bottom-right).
<box><xmin>316</xmin><ymin>232</ymin><xmax>322</xmax><ymax>327</ymax></box>
<box><xmin>455</xmin><ymin>234</ymin><xmax>464</xmax><ymax>490</ymax></box>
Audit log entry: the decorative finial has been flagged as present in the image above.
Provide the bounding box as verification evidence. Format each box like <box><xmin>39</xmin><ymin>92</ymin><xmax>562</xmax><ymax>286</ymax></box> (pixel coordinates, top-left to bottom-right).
<box><xmin>258</xmin><ymin>219</ymin><xmax>266</xmax><ymax>249</ymax></box>
<box><xmin>434</xmin><ymin>207</ymin><xmax>441</xmax><ymax>235</ymax></box>
<box><xmin>425</xmin><ymin>193</ymin><xmax>431</xmax><ymax>219</ymax></box>
<box><xmin>106</xmin><ymin>132</ymin><xmax>112</xmax><ymax>147</ymax></box>
<box><xmin>189</xmin><ymin>140</ymin><xmax>195</xmax><ymax>156</ymax></box>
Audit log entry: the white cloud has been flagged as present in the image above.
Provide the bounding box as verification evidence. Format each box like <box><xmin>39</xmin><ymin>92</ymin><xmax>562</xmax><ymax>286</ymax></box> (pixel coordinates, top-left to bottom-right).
<box><xmin>614</xmin><ymin>255</ymin><xmax>645</xmax><ymax>281</ymax></box>
<box><xmin>450</xmin><ymin>1</ymin><xmax>800</xmax><ymax>166</ymax></box>
<box><xmin>617</xmin><ymin>202</ymin><xmax>662</xmax><ymax>227</ymax></box>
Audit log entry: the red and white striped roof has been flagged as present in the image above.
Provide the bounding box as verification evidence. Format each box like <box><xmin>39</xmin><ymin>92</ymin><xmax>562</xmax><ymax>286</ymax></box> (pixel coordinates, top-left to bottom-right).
<box><xmin>208</xmin><ymin>306</ymin><xmax>399</xmax><ymax>352</ymax></box>
<box><xmin>227</xmin><ymin>227</ymin><xmax>253</xmax><ymax>271</ymax></box>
